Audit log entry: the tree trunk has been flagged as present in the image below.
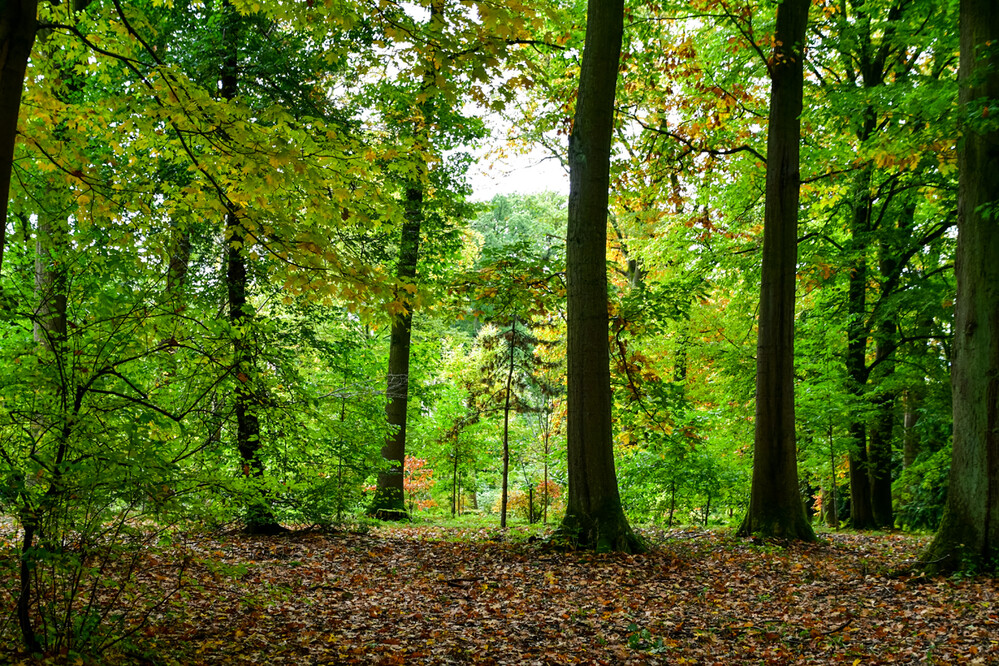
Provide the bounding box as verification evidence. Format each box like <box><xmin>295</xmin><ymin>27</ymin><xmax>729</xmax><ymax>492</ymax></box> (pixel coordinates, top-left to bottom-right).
<box><xmin>227</xmin><ymin>209</ymin><xmax>282</xmax><ymax>534</ymax></box>
<box><xmin>19</xmin><ymin>205</ymin><xmax>70</xmax><ymax>655</ymax></box>
<box><xmin>902</xmin><ymin>388</ymin><xmax>922</xmax><ymax>468</ymax></box>
<box><xmin>0</xmin><ymin>0</ymin><xmax>38</xmax><ymax>274</ymax></box>
<box><xmin>452</xmin><ymin>439</ymin><xmax>459</xmax><ymax>518</ymax></box>
<box><xmin>868</xmin><ymin>325</ymin><xmax>896</xmax><ymax>529</ymax></box>
<box><xmin>923</xmin><ymin>0</ymin><xmax>999</xmax><ymax>574</ymax></box>
<box><xmin>559</xmin><ymin>0</ymin><xmax>641</xmax><ymax>553</ymax></box>
<box><xmin>220</xmin><ymin>4</ymin><xmax>281</xmax><ymax>535</ymax></box>
<box><xmin>845</xmin><ymin>165</ymin><xmax>877</xmax><ymax>530</ymax></box>
<box><xmin>736</xmin><ymin>0</ymin><xmax>813</xmax><ymax>541</ymax></box>
<box><xmin>902</xmin><ymin>317</ymin><xmax>932</xmax><ymax>468</ymax></box>
<box><xmin>370</xmin><ymin>185</ymin><xmax>422</xmax><ymax>520</ymax></box>
<box><xmin>825</xmin><ymin>426</ymin><xmax>839</xmax><ymax>528</ymax></box>
<box><xmin>500</xmin><ymin>317</ymin><xmax>516</xmax><ymax>528</ymax></box>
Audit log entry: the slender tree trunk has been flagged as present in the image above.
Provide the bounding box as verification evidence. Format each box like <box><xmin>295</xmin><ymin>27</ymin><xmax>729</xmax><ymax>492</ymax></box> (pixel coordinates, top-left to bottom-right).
<box><xmin>845</xmin><ymin>165</ymin><xmax>877</xmax><ymax>530</ymax></box>
<box><xmin>923</xmin><ymin>0</ymin><xmax>999</xmax><ymax>574</ymax></box>
<box><xmin>500</xmin><ymin>317</ymin><xmax>516</xmax><ymax>528</ymax></box>
<box><xmin>543</xmin><ymin>433</ymin><xmax>550</xmax><ymax>524</ymax></box>
<box><xmin>902</xmin><ymin>317</ymin><xmax>932</xmax><ymax>468</ymax></box>
<box><xmin>220</xmin><ymin>4</ymin><xmax>281</xmax><ymax>535</ymax></box>
<box><xmin>826</xmin><ymin>426</ymin><xmax>839</xmax><ymax>528</ymax></box>
<box><xmin>18</xmin><ymin>207</ymin><xmax>70</xmax><ymax>655</ymax></box>
<box><xmin>736</xmin><ymin>0</ymin><xmax>813</xmax><ymax>540</ymax></box>
<box><xmin>452</xmin><ymin>440</ymin><xmax>459</xmax><ymax>518</ymax></box>
<box><xmin>902</xmin><ymin>388</ymin><xmax>922</xmax><ymax>468</ymax></box>
<box><xmin>17</xmin><ymin>19</ymin><xmax>84</xmax><ymax>645</ymax></box>
<box><xmin>370</xmin><ymin>185</ymin><xmax>422</xmax><ymax>520</ymax></box>
<box><xmin>868</xmin><ymin>323</ymin><xmax>896</xmax><ymax>529</ymax></box>
<box><xmin>0</xmin><ymin>0</ymin><xmax>38</xmax><ymax>274</ymax></box>
<box><xmin>559</xmin><ymin>0</ymin><xmax>641</xmax><ymax>553</ymax></box>
<box><xmin>227</xmin><ymin>210</ymin><xmax>282</xmax><ymax>534</ymax></box>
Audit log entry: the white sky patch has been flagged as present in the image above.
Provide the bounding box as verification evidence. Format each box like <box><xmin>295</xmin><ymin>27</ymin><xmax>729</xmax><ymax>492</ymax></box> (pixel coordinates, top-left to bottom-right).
<box><xmin>467</xmin><ymin>144</ymin><xmax>569</xmax><ymax>201</ymax></box>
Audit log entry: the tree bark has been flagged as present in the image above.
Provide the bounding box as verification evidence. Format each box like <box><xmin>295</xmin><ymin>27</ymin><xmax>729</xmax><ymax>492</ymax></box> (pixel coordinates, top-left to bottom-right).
<box><xmin>370</xmin><ymin>184</ymin><xmax>422</xmax><ymax>520</ymax></box>
<box><xmin>220</xmin><ymin>3</ymin><xmax>281</xmax><ymax>535</ymax></box>
<box><xmin>0</xmin><ymin>0</ymin><xmax>38</xmax><ymax>274</ymax></box>
<box><xmin>845</xmin><ymin>164</ymin><xmax>877</xmax><ymax>530</ymax></box>
<box><xmin>923</xmin><ymin>0</ymin><xmax>999</xmax><ymax>574</ymax></box>
<box><xmin>559</xmin><ymin>0</ymin><xmax>641</xmax><ymax>553</ymax></box>
<box><xmin>736</xmin><ymin>0</ymin><xmax>813</xmax><ymax>540</ymax></box>
<box><xmin>868</xmin><ymin>320</ymin><xmax>896</xmax><ymax>528</ymax></box>
<box><xmin>500</xmin><ymin>317</ymin><xmax>516</xmax><ymax>528</ymax></box>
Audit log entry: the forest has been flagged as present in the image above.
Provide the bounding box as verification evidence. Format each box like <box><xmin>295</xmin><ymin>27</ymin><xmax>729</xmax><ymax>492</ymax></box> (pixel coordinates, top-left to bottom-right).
<box><xmin>0</xmin><ymin>0</ymin><xmax>997</xmax><ymax>662</ymax></box>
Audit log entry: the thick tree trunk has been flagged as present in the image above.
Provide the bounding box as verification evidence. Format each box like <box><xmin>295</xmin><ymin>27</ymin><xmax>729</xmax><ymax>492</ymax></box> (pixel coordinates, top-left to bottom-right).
<box><xmin>0</xmin><ymin>0</ymin><xmax>38</xmax><ymax>274</ymax></box>
<box><xmin>923</xmin><ymin>0</ymin><xmax>999</xmax><ymax>574</ymax></box>
<box><xmin>370</xmin><ymin>185</ymin><xmax>422</xmax><ymax>520</ymax></box>
<box><xmin>559</xmin><ymin>0</ymin><xmax>640</xmax><ymax>553</ymax></box>
<box><xmin>736</xmin><ymin>0</ymin><xmax>813</xmax><ymax>540</ymax></box>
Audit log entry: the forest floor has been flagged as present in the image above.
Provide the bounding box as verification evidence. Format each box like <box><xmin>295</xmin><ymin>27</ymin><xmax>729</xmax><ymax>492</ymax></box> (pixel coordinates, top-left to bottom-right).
<box><xmin>3</xmin><ymin>523</ymin><xmax>998</xmax><ymax>665</ymax></box>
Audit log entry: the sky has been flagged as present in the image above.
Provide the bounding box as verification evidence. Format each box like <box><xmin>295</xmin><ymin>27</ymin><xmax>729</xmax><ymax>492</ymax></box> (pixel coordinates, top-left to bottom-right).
<box><xmin>465</xmin><ymin>138</ymin><xmax>569</xmax><ymax>202</ymax></box>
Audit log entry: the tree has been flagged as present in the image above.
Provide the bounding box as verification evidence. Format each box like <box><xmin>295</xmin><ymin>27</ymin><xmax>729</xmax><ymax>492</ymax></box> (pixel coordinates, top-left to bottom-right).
<box><xmin>737</xmin><ymin>0</ymin><xmax>814</xmax><ymax>540</ymax></box>
<box><xmin>0</xmin><ymin>0</ymin><xmax>37</xmax><ymax>274</ymax></box>
<box><xmin>371</xmin><ymin>185</ymin><xmax>422</xmax><ymax>520</ymax></box>
<box><xmin>922</xmin><ymin>0</ymin><xmax>999</xmax><ymax>574</ymax></box>
<box><xmin>559</xmin><ymin>0</ymin><xmax>641</xmax><ymax>553</ymax></box>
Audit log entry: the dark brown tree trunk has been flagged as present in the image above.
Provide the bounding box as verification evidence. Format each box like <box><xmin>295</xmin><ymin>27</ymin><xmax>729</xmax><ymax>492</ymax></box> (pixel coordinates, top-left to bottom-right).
<box><xmin>227</xmin><ymin>209</ymin><xmax>281</xmax><ymax>534</ymax></box>
<box><xmin>0</xmin><ymin>0</ymin><xmax>37</xmax><ymax>274</ymax></box>
<box><xmin>868</xmin><ymin>320</ymin><xmax>896</xmax><ymax>528</ymax></box>
<box><xmin>902</xmin><ymin>388</ymin><xmax>922</xmax><ymax>468</ymax></box>
<box><xmin>370</xmin><ymin>185</ymin><xmax>422</xmax><ymax>520</ymax></box>
<box><xmin>845</xmin><ymin>165</ymin><xmax>877</xmax><ymax>530</ymax></box>
<box><xmin>221</xmin><ymin>3</ymin><xmax>281</xmax><ymax>535</ymax></box>
<box><xmin>559</xmin><ymin>0</ymin><xmax>640</xmax><ymax>553</ymax></box>
<box><xmin>736</xmin><ymin>0</ymin><xmax>813</xmax><ymax>540</ymax></box>
<box><xmin>923</xmin><ymin>0</ymin><xmax>999</xmax><ymax>574</ymax></box>
<box><xmin>867</xmin><ymin>195</ymin><xmax>912</xmax><ymax>528</ymax></box>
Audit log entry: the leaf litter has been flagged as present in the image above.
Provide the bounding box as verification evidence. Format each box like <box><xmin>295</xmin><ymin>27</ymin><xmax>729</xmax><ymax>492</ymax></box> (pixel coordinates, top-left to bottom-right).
<box><xmin>4</xmin><ymin>526</ymin><xmax>997</xmax><ymax>664</ymax></box>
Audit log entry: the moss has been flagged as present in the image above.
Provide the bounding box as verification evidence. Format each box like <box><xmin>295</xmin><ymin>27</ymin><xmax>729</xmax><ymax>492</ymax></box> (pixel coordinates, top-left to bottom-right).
<box><xmin>556</xmin><ymin>508</ymin><xmax>645</xmax><ymax>554</ymax></box>
<box><xmin>736</xmin><ymin>511</ymin><xmax>816</xmax><ymax>542</ymax></box>
<box><xmin>367</xmin><ymin>491</ymin><xmax>409</xmax><ymax>522</ymax></box>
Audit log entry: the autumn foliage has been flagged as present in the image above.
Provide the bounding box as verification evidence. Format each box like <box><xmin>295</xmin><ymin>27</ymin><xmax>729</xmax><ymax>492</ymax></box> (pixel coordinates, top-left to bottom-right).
<box><xmin>405</xmin><ymin>456</ymin><xmax>438</xmax><ymax>513</ymax></box>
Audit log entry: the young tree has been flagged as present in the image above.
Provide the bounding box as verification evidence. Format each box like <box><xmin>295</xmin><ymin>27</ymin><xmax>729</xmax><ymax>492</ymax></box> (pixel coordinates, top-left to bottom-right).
<box><xmin>737</xmin><ymin>0</ymin><xmax>814</xmax><ymax>540</ymax></box>
<box><xmin>922</xmin><ymin>0</ymin><xmax>999</xmax><ymax>574</ymax></box>
<box><xmin>560</xmin><ymin>0</ymin><xmax>641</xmax><ymax>553</ymax></box>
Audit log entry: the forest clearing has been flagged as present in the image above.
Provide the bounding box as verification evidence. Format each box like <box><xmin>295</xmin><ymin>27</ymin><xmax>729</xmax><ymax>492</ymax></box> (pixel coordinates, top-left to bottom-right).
<box><xmin>2</xmin><ymin>523</ymin><xmax>996</xmax><ymax>665</ymax></box>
